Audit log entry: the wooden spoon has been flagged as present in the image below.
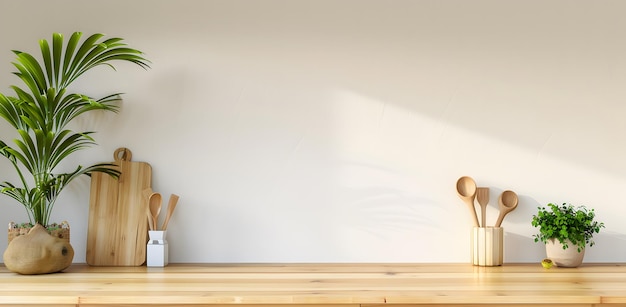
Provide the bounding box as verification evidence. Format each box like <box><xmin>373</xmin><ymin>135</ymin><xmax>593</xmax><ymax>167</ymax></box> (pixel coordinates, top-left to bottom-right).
<box><xmin>149</xmin><ymin>193</ymin><xmax>162</xmax><ymax>231</ymax></box>
<box><xmin>456</xmin><ymin>176</ymin><xmax>480</xmax><ymax>227</ymax></box>
<box><xmin>161</xmin><ymin>194</ymin><xmax>180</xmax><ymax>231</ymax></box>
<box><xmin>495</xmin><ymin>190</ymin><xmax>518</xmax><ymax>227</ymax></box>
<box><xmin>476</xmin><ymin>187</ymin><xmax>490</xmax><ymax>227</ymax></box>
<box><xmin>143</xmin><ymin>188</ymin><xmax>155</xmax><ymax>230</ymax></box>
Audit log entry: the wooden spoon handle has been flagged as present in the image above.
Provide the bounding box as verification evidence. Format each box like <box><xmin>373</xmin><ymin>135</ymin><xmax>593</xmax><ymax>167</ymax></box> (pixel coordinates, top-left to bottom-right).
<box><xmin>495</xmin><ymin>206</ymin><xmax>516</xmax><ymax>227</ymax></box>
<box><xmin>465</xmin><ymin>199</ymin><xmax>480</xmax><ymax>227</ymax></box>
<box><xmin>146</xmin><ymin>211</ymin><xmax>154</xmax><ymax>231</ymax></box>
<box><xmin>495</xmin><ymin>212</ymin><xmax>506</xmax><ymax>228</ymax></box>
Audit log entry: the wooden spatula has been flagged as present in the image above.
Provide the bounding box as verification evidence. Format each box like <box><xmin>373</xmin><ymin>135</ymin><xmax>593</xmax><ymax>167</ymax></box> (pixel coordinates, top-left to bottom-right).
<box><xmin>161</xmin><ymin>194</ymin><xmax>179</xmax><ymax>230</ymax></box>
<box><xmin>476</xmin><ymin>187</ymin><xmax>490</xmax><ymax>227</ymax></box>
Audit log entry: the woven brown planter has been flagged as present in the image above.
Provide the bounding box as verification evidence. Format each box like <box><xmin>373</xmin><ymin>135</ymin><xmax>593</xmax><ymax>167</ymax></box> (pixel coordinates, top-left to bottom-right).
<box><xmin>8</xmin><ymin>221</ymin><xmax>70</xmax><ymax>243</ymax></box>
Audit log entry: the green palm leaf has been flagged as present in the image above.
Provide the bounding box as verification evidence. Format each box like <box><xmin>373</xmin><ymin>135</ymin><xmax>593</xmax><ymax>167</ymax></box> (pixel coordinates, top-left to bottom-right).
<box><xmin>0</xmin><ymin>32</ymin><xmax>149</xmax><ymax>225</ymax></box>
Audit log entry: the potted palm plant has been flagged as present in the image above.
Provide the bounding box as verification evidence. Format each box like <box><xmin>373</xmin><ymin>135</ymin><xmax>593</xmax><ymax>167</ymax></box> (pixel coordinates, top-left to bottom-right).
<box><xmin>531</xmin><ymin>203</ymin><xmax>604</xmax><ymax>268</ymax></box>
<box><xmin>0</xmin><ymin>32</ymin><xmax>149</xmax><ymax>274</ymax></box>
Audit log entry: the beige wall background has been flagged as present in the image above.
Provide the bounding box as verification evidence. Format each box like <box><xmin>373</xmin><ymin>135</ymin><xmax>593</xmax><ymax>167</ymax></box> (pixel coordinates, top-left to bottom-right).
<box><xmin>1</xmin><ymin>0</ymin><xmax>626</xmax><ymax>263</ymax></box>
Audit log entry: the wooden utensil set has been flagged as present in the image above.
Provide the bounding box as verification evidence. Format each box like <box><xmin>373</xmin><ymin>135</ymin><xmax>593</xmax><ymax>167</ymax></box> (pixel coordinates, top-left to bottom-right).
<box><xmin>144</xmin><ymin>188</ymin><xmax>180</xmax><ymax>231</ymax></box>
<box><xmin>456</xmin><ymin>176</ymin><xmax>519</xmax><ymax>228</ymax></box>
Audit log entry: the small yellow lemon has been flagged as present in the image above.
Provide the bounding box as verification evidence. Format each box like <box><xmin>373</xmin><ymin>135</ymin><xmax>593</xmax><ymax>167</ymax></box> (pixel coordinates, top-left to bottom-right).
<box><xmin>541</xmin><ymin>258</ymin><xmax>553</xmax><ymax>269</ymax></box>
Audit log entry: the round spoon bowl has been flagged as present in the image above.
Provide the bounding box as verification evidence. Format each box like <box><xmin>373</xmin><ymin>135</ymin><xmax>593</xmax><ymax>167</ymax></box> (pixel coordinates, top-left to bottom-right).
<box><xmin>495</xmin><ymin>190</ymin><xmax>518</xmax><ymax>227</ymax></box>
<box><xmin>456</xmin><ymin>176</ymin><xmax>479</xmax><ymax>227</ymax></box>
<box><xmin>456</xmin><ymin>176</ymin><xmax>477</xmax><ymax>198</ymax></box>
<box><xmin>149</xmin><ymin>193</ymin><xmax>162</xmax><ymax>230</ymax></box>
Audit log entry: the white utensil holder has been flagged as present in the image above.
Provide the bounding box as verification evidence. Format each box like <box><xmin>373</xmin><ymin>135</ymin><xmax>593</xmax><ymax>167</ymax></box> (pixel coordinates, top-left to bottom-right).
<box><xmin>471</xmin><ymin>227</ymin><xmax>503</xmax><ymax>266</ymax></box>
<box><xmin>147</xmin><ymin>230</ymin><xmax>168</xmax><ymax>267</ymax></box>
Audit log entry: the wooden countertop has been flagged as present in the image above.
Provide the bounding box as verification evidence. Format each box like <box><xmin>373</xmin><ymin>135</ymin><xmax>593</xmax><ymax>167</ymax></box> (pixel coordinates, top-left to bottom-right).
<box><xmin>1</xmin><ymin>263</ymin><xmax>626</xmax><ymax>306</ymax></box>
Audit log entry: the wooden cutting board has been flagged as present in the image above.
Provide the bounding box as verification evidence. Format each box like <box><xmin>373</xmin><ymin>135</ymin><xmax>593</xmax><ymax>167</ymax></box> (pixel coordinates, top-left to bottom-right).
<box><xmin>86</xmin><ymin>148</ymin><xmax>152</xmax><ymax>266</ymax></box>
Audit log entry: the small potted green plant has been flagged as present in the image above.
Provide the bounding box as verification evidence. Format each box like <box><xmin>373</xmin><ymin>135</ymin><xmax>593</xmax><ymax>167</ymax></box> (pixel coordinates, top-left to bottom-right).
<box><xmin>531</xmin><ymin>203</ymin><xmax>604</xmax><ymax>267</ymax></box>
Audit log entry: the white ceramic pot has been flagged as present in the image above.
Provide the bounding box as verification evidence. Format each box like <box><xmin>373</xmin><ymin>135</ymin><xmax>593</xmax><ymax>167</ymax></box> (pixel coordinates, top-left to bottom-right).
<box><xmin>545</xmin><ymin>238</ymin><xmax>585</xmax><ymax>268</ymax></box>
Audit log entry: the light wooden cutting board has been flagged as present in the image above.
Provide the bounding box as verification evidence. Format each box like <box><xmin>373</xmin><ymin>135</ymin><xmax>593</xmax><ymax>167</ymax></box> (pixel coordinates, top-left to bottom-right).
<box><xmin>86</xmin><ymin>148</ymin><xmax>152</xmax><ymax>266</ymax></box>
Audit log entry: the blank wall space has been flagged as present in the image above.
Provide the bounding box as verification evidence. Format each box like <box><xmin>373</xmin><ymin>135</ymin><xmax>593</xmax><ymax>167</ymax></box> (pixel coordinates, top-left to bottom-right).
<box><xmin>0</xmin><ymin>0</ymin><xmax>625</xmax><ymax>263</ymax></box>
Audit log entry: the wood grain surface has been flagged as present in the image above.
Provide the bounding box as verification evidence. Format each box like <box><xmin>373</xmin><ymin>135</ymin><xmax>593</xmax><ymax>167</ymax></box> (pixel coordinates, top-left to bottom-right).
<box><xmin>1</xmin><ymin>263</ymin><xmax>626</xmax><ymax>306</ymax></box>
<box><xmin>86</xmin><ymin>148</ymin><xmax>152</xmax><ymax>266</ymax></box>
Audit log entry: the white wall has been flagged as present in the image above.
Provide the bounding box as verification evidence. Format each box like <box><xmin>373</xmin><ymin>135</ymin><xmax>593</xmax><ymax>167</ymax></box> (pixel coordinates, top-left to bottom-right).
<box><xmin>1</xmin><ymin>0</ymin><xmax>626</xmax><ymax>263</ymax></box>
